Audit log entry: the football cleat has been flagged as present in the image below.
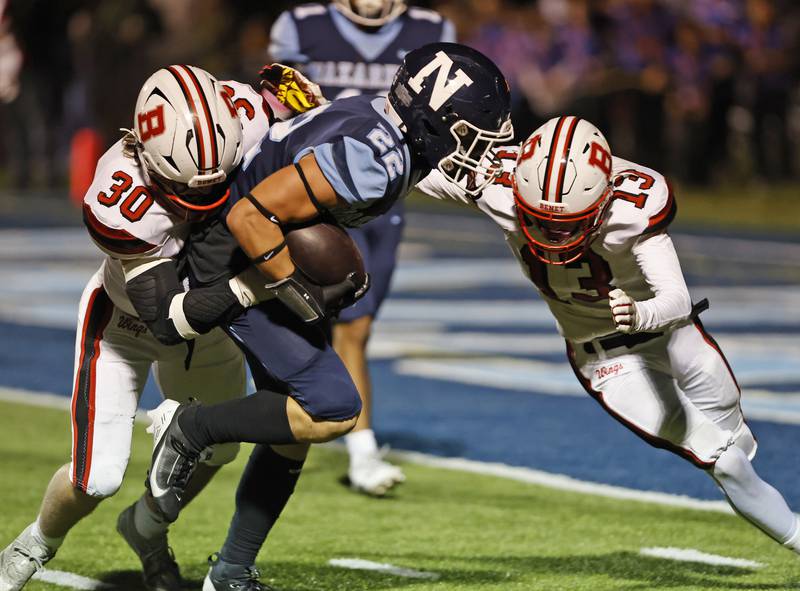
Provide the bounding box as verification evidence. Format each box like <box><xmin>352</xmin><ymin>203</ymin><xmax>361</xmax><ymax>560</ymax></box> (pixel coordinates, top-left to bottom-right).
<box><xmin>116</xmin><ymin>503</ymin><xmax>182</xmax><ymax>591</ymax></box>
<box><xmin>146</xmin><ymin>399</ymin><xmax>207</xmax><ymax>523</ymax></box>
<box><xmin>0</xmin><ymin>525</ymin><xmax>55</xmax><ymax>591</ymax></box>
<box><xmin>202</xmin><ymin>554</ymin><xmax>272</xmax><ymax>591</ymax></box>
<box><xmin>348</xmin><ymin>450</ymin><xmax>406</xmax><ymax>497</ymax></box>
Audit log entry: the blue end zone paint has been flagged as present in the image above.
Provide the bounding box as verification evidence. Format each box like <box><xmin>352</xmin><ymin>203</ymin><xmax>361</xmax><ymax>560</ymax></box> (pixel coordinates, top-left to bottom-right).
<box><xmin>2</xmin><ymin>219</ymin><xmax>800</xmax><ymax>510</ymax></box>
<box><xmin>368</xmin><ymin>360</ymin><xmax>800</xmax><ymax>506</ymax></box>
<box><xmin>0</xmin><ymin>321</ymin><xmax>164</xmax><ymax>410</ymax></box>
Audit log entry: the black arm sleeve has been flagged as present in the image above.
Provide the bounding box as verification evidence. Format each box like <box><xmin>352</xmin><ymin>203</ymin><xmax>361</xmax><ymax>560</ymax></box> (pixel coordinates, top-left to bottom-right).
<box><xmin>182</xmin><ymin>281</ymin><xmax>245</xmax><ymax>334</ymax></box>
<box><xmin>125</xmin><ymin>261</ymin><xmax>185</xmax><ymax>346</ymax></box>
<box><xmin>126</xmin><ymin>262</ymin><xmax>247</xmax><ymax>345</ymax></box>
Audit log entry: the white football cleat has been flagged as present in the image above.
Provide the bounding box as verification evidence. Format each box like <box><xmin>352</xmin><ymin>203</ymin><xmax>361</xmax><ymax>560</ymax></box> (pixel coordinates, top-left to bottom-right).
<box><xmin>146</xmin><ymin>399</ymin><xmax>182</xmax><ymax>449</ymax></box>
<box><xmin>146</xmin><ymin>399</ymin><xmax>206</xmax><ymax>523</ymax></box>
<box><xmin>348</xmin><ymin>451</ymin><xmax>406</xmax><ymax>497</ymax></box>
<box><xmin>0</xmin><ymin>525</ymin><xmax>55</xmax><ymax>591</ymax></box>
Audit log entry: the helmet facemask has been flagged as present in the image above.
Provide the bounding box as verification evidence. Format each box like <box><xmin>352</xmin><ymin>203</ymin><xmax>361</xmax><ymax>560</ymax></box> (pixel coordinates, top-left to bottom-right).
<box><xmin>439</xmin><ymin>118</ymin><xmax>514</xmax><ymax>195</ymax></box>
<box><xmin>514</xmin><ymin>183</ymin><xmax>612</xmax><ymax>265</ymax></box>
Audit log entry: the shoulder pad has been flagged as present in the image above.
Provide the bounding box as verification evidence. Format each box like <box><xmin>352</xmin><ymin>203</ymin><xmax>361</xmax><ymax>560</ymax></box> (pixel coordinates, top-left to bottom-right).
<box><xmin>293</xmin><ymin>3</ymin><xmax>327</xmax><ymax>19</ymax></box>
<box><xmin>600</xmin><ymin>158</ymin><xmax>676</xmax><ymax>251</ymax></box>
<box><xmin>83</xmin><ymin>142</ymin><xmax>182</xmax><ymax>259</ymax></box>
<box><xmin>407</xmin><ymin>7</ymin><xmax>443</xmax><ymax>23</ymax></box>
<box><xmin>82</xmin><ymin>203</ymin><xmax>160</xmax><ymax>258</ymax></box>
<box><xmin>220</xmin><ymin>79</ymin><xmax>271</xmax><ymax>153</ymax></box>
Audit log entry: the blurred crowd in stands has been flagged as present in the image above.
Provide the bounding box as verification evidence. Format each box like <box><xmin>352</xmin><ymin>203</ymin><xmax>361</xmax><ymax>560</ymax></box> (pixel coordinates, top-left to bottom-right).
<box><xmin>0</xmin><ymin>0</ymin><xmax>797</xmax><ymax>193</ymax></box>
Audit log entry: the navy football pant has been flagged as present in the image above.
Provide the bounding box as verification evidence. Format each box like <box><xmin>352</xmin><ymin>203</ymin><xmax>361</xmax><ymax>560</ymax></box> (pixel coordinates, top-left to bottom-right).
<box><xmin>227</xmin><ymin>299</ymin><xmax>362</xmax><ymax>421</ymax></box>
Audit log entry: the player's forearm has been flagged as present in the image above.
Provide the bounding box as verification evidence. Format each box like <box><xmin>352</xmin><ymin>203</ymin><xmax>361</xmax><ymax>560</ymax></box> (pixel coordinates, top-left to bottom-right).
<box><xmin>631</xmin><ymin>233</ymin><xmax>692</xmax><ymax>331</ymax></box>
<box><xmin>124</xmin><ymin>258</ymin><xmax>246</xmax><ymax>344</ymax></box>
<box><xmin>227</xmin><ymin>199</ymin><xmax>296</xmax><ymax>280</ymax></box>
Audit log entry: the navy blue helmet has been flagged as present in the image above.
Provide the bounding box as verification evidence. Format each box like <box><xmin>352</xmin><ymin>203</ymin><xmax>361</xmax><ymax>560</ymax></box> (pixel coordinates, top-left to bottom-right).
<box><xmin>388</xmin><ymin>42</ymin><xmax>513</xmax><ymax>195</ymax></box>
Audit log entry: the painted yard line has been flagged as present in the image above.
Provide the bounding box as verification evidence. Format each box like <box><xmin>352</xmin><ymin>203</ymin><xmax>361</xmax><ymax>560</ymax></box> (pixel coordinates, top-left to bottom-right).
<box><xmin>388</xmin><ymin>449</ymin><xmax>735</xmax><ymax>514</ymax></box>
<box><xmin>32</xmin><ymin>568</ymin><xmax>113</xmax><ymax>590</ymax></box>
<box><xmin>328</xmin><ymin>558</ymin><xmax>439</xmax><ymax>580</ymax></box>
<box><xmin>639</xmin><ymin>547</ymin><xmax>764</xmax><ymax>569</ymax></box>
<box><xmin>0</xmin><ymin>386</ymin><xmax>786</xmax><ymax>518</ymax></box>
<box><xmin>0</xmin><ymin>387</ymin><xmax>149</xmax><ymax>422</ymax></box>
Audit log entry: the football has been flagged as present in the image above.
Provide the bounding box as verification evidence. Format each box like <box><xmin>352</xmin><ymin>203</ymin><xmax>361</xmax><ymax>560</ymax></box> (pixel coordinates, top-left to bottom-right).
<box><xmin>284</xmin><ymin>221</ymin><xmax>366</xmax><ymax>286</ymax></box>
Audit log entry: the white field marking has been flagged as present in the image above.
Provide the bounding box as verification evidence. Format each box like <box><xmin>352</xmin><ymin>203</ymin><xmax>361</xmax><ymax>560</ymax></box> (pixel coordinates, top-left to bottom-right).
<box><xmin>0</xmin><ymin>387</ymin><xmax>149</xmax><ymax>422</ymax></box>
<box><xmin>32</xmin><ymin>568</ymin><xmax>114</xmax><ymax>590</ymax></box>
<box><xmin>328</xmin><ymin>558</ymin><xmax>439</xmax><ymax>580</ymax></box>
<box><xmin>639</xmin><ymin>547</ymin><xmax>764</xmax><ymax>569</ymax></box>
<box><xmin>385</xmin><ymin>449</ymin><xmax>735</xmax><ymax>514</ymax></box>
<box><xmin>1</xmin><ymin>386</ymin><xmax>795</xmax><ymax>519</ymax></box>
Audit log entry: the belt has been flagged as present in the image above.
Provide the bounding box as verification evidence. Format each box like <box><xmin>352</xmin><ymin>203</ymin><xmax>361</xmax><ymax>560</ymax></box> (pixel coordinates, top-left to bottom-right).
<box><xmin>583</xmin><ymin>331</ymin><xmax>663</xmax><ymax>355</ymax></box>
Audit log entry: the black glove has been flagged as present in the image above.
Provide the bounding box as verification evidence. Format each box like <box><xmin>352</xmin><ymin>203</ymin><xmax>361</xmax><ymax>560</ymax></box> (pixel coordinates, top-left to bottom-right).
<box><xmin>271</xmin><ymin>268</ymin><xmax>368</xmax><ymax>324</ymax></box>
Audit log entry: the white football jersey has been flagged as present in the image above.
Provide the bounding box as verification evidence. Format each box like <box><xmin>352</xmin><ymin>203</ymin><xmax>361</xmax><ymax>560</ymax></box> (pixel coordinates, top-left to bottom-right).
<box><xmin>416</xmin><ymin>149</ymin><xmax>679</xmax><ymax>342</ymax></box>
<box><xmin>83</xmin><ymin>80</ymin><xmax>271</xmax><ymax>316</ymax></box>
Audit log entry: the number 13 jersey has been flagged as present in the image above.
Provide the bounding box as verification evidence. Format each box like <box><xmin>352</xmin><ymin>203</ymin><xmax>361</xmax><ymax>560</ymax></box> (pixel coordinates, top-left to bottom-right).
<box><xmin>416</xmin><ymin>150</ymin><xmax>680</xmax><ymax>343</ymax></box>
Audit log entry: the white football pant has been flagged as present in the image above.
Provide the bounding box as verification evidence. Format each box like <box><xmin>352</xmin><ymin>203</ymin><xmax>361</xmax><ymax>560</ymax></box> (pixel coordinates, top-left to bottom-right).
<box><xmin>68</xmin><ymin>270</ymin><xmax>246</xmax><ymax>498</ymax></box>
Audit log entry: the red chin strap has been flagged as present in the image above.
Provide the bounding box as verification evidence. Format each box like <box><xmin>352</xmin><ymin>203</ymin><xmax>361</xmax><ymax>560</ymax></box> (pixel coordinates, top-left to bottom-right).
<box><xmin>165</xmin><ymin>188</ymin><xmax>230</xmax><ymax>213</ymax></box>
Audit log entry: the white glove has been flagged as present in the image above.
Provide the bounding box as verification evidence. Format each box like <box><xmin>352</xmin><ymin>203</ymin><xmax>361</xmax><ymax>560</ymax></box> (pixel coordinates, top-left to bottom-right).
<box><xmin>609</xmin><ymin>288</ymin><xmax>638</xmax><ymax>333</ymax></box>
<box><xmin>228</xmin><ymin>266</ymin><xmax>279</xmax><ymax>308</ymax></box>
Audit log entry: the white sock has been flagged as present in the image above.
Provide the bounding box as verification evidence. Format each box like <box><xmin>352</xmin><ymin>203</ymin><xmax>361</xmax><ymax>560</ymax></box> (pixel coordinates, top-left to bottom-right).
<box><xmin>783</xmin><ymin>517</ymin><xmax>800</xmax><ymax>553</ymax></box>
<box><xmin>133</xmin><ymin>495</ymin><xmax>169</xmax><ymax>539</ymax></box>
<box><xmin>346</xmin><ymin>429</ymin><xmax>378</xmax><ymax>462</ymax></box>
<box><xmin>31</xmin><ymin>519</ymin><xmax>64</xmax><ymax>552</ymax></box>
<box><xmin>711</xmin><ymin>446</ymin><xmax>799</xmax><ymax>549</ymax></box>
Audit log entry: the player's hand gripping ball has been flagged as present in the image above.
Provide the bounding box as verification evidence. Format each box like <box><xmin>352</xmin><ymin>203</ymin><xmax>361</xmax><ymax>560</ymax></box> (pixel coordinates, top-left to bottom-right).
<box><xmin>609</xmin><ymin>288</ymin><xmax>639</xmax><ymax>333</ymax></box>
<box><xmin>259</xmin><ymin>63</ymin><xmax>328</xmax><ymax>114</ymax></box>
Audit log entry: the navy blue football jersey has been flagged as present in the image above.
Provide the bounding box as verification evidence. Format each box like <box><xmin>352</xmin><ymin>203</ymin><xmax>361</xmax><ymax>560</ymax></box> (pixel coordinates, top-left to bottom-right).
<box><xmin>182</xmin><ymin>95</ymin><xmax>424</xmax><ymax>285</ymax></box>
<box><xmin>269</xmin><ymin>3</ymin><xmax>455</xmax><ymax>100</ymax></box>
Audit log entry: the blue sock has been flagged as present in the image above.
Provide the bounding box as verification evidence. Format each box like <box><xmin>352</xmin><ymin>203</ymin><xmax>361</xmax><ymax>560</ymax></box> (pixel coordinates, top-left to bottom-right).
<box><xmin>218</xmin><ymin>444</ymin><xmax>305</xmax><ymax>566</ymax></box>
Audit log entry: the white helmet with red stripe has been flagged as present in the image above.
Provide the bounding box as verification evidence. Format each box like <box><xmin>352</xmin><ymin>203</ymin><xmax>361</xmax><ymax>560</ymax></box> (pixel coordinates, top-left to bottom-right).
<box><xmin>133</xmin><ymin>64</ymin><xmax>243</xmax><ymax>216</ymax></box>
<box><xmin>333</xmin><ymin>0</ymin><xmax>406</xmax><ymax>26</ymax></box>
<box><xmin>513</xmin><ymin>116</ymin><xmax>614</xmax><ymax>265</ymax></box>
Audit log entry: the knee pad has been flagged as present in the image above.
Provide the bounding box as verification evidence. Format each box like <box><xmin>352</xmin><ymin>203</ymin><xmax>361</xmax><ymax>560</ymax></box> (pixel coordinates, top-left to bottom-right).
<box><xmin>711</xmin><ymin>445</ymin><xmax>751</xmax><ymax>483</ymax></box>
<box><xmin>685</xmin><ymin>421</ymin><xmax>734</xmax><ymax>467</ymax></box>
<box><xmin>203</xmin><ymin>443</ymin><xmax>241</xmax><ymax>467</ymax></box>
<box><xmin>76</xmin><ymin>464</ymin><xmax>125</xmax><ymax>498</ymax></box>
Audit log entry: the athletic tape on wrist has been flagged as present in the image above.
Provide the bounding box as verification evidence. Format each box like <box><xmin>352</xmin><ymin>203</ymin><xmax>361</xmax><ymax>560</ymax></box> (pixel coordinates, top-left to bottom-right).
<box><xmin>168</xmin><ymin>292</ymin><xmax>201</xmax><ymax>339</ymax></box>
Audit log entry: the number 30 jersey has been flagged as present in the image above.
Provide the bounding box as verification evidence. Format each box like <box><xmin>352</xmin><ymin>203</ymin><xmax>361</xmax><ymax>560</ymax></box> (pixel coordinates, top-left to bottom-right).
<box><xmin>416</xmin><ymin>149</ymin><xmax>682</xmax><ymax>343</ymax></box>
<box><xmin>82</xmin><ymin>80</ymin><xmax>271</xmax><ymax>316</ymax></box>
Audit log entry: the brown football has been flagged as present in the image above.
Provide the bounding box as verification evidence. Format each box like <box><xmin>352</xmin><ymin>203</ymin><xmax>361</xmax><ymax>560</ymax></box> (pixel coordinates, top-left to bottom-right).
<box><xmin>284</xmin><ymin>222</ymin><xmax>366</xmax><ymax>286</ymax></box>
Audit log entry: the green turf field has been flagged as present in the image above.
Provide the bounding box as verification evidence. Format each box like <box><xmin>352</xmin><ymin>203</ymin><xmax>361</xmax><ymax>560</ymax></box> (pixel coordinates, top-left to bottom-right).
<box><xmin>2</xmin><ymin>398</ymin><xmax>799</xmax><ymax>591</ymax></box>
